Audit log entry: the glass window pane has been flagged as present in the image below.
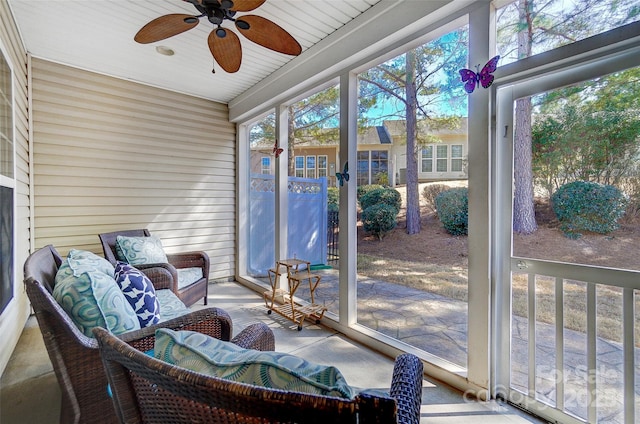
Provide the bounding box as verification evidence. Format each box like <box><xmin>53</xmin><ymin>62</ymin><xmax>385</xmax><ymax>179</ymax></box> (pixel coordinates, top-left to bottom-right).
<box><xmin>496</xmin><ymin>0</ymin><xmax>639</xmax><ymax>66</ymax></box>
<box><xmin>356</xmin><ymin>23</ymin><xmax>469</xmax><ymax>369</ymax></box>
<box><xmin>306</xmin><ymin>156</ymin><xmax>316</xmax><ymax>169</ymax></box>
<box><xmin>0</xmin><ymin>50</ymin><xmax>12</xmax><ymax>178</ymax></box>
<box><xmin>512</xmin><ymin>65</ymin><xmax>640</xmax><ymax>272</ymax></box>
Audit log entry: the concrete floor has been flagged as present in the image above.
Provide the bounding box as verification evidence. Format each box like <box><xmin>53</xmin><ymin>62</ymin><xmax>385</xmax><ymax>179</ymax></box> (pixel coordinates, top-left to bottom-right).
<box><xmin>0</xmin><ymin>281</ymin><xmax>548</xmax><ymax>423</ymax></box>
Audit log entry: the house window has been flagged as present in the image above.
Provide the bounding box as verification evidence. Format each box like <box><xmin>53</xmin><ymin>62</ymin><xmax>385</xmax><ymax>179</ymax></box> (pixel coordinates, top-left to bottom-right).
<box><xmin>422</xmin><ymin>145</ymin><xmax>462</xmax><ymax>173</ymax></box>
<box><xmin>0</xmin><ymin>46</ymin><xmax>14</xmax><ymax>314</ymax></box>
<box><xmin>370</xmin><ymin>150</ymin><xmax>388</xmax><ymax>184</ymax></box>
<box><xmin>261</xmin><ymin>157</ymin><xmax>271</xmax><ymax>174</ymax></box>
<box><xmin>451</xmin><ymin>144</ymin><xmax>463</xmax><ymax>172</ymax></box>
<box><xmin>294</xmin><ymin>156</ymin><xmax>304</xmax><ymax>177</ymax></box>
<box><xmin>306</xmin><ymin>156</ymin><xmax>316</xmax><ymax>178</ymax></box>
<box><xmin>421</xmin><ymin>146</ymin><xmax>433</xmax><ymax>172</ymax></box>
<box><xmin>357</xmin><ymin>150</ymin><xmax>388</xmax><ymax>185</ymax></box>
<box><xmin>318</xmin><ymin>155</ymin><xmax>327</xmax><ymax>178</ymax></box>
<box><xmin>436</xmin><ymin>145</ymin><xmax>448</xmax><ymax>172</ymax></box>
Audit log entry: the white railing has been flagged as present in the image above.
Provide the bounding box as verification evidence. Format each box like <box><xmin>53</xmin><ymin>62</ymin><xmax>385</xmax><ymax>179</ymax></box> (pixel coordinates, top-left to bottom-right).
<box><xmin>509</xmin><ymin>257</ymin><xmax>637</xmax><ymax>424</ymax></box>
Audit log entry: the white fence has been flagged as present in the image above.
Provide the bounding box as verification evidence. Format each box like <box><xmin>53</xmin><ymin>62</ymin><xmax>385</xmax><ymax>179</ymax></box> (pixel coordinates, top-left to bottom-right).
<box><xmin>248</xmin><ymin>175</ymin><xmax>328</xmax><ymax>276</ymax></box>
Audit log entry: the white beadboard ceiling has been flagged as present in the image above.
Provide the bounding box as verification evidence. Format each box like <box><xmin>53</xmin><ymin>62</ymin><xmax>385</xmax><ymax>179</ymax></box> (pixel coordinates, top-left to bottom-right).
<box><xmin>8</xmin><ymin>0</ymin><xmax>380</xmax><ymax>104</ymax></box>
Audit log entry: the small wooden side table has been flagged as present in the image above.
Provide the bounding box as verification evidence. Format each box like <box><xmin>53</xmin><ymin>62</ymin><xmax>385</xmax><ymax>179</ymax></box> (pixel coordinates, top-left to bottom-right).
<box><xmin>263</xmin><ymin>258</ymin><xmax>327</xmax><ymax>331</ymax></box>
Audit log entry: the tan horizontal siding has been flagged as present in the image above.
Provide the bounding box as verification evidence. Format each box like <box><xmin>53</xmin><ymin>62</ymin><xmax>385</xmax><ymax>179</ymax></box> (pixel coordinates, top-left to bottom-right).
<box><xmin>31</xmin><ymin>58</ymin><xmax>236</xmax><ymax>280</ymax></box>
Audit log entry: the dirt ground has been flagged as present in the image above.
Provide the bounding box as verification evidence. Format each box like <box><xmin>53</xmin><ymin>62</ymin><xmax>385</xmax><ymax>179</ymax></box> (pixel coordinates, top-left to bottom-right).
<box><xmin>357</xmin><ymin>183</ymin><xmax>640</xmax><ymax>271</ymax></box>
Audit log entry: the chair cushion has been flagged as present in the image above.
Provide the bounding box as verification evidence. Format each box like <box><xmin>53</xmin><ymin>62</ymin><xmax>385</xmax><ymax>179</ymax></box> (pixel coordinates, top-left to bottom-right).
<box><xmin>155</xmin><ymin>289</ymin><xmax>191</xmax><ymax>322</ymax></box>
<box><xmin>53</xmin><ymin>250</ymin><xmax>140</xmax><ymax>337</ymax></box>
<box><xmin>114</xmin><ymin>261</ymin><xmax>161</xmax><ymax>327</ymax></box>
<box><xmin>115</xmin><ymin>235</ymin><xmax>168</xmax><ymax>265</ymax></box>
<box><xmin>177</xmin><ymin>267</ymin><xmax>204</xmax><ymax>289</ymax></box>
<box><xmin>154</xmin><ymin>329</ymin><xmax>354</xmax><ymax>399</ymax></box>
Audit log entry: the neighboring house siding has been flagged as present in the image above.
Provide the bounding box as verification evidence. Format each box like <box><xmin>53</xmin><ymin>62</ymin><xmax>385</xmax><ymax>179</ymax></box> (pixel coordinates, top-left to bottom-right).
<box><xmin>0</xmin><ymin>1</ymin><xmax>31</xmax><ymax>375</ymax></box>
<box><xmin>31</xmin><ymin>59</ymin><xmax>236</xmax><ymax>280</ymax></box>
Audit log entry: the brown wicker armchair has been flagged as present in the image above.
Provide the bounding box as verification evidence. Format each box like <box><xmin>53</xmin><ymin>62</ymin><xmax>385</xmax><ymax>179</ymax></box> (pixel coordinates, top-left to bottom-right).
<box><xmin>23</xmin><ymin>245</ymin><xmax>275</xmax><ymax>424</ymax></box>
<box><xmin>94</xmin><ymin>326</ymin><xmax>424</xmax><ymax>424</ymax></box>
<box><xmin>99</xmin><ymin>229</ymin><xmax>209</xmax><ymax>307</ymax></box>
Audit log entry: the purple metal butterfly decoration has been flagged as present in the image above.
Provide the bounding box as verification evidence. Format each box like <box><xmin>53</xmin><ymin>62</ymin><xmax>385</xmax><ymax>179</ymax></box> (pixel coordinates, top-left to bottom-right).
<box><xmin>459</xmin><ymin>55</ymin><xmax>500</xmax><ymax>94</ymax></box>
<box><xmin>272</xmin><ymin>140</ymin><xmax>283</xmax><ymax>158</ymax></box>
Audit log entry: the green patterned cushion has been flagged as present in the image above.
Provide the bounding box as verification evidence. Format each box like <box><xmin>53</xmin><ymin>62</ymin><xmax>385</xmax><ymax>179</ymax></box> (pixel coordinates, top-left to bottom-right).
<box><xmin>53</xmin><ymin>250</ymin><xmax>140</xmax><ymax>337</ymax></box>
<box><xmin>177</xmin><ymin>267</ymin><xmax>203</xmax><ymax>289</ymax></box>
<box><xmin>154</xmin><ymin>329</ymin><xmax>354</xmax><ymax>399</ymax></box>
<box><xmin>115</xmin><ymin>235</ymin><xmax>168</xmax><ymax>265</ymax></box>
<box><xmin>155</xmin><ymin>289</ymin><xmax>191</xmax><ymax>322</ymax></box>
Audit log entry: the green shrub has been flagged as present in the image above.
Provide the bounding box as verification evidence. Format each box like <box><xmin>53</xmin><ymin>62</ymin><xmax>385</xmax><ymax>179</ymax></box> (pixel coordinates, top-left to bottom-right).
<box><xmin>435</xmin><ymin>188</ymin><xmax>468</xmax><ymax>236</ymax></box>
<box><xmin>422</xmin><ymin>184</ymin><xmax>450</xmax><ymax>212</ymax></box>
<box><xmin>375</xmin><ymin>171</ymin><xmax>389</xmax><ymax>186</ymax></box>
<box><xmin>361</xmin><ymin>204</ymin><xmax>398</xmax><ymax>240</ymax></box>
<box><xmin>359</xmin><ymin>187</ymin><xmax>402</xmax><ymax>213</ymax></box>
<box><xmin>551</xmin><ymin>181</ymin><xmax>628</xmax><ymax>238</ymax></box>
<box><xmin>357</xmin><ymin>184</ymin><xmax>383</xmax><ymax>201</ymax></box>
<box><xmin>327</xmin><ymin>187</ymin><xmax>339</xmax><ymax>212</ymax></box>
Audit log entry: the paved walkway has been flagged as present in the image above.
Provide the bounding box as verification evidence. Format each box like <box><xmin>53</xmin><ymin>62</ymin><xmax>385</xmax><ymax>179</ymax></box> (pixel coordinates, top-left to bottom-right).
<box><xmin>261</xmin><ymin>268</ymin><xmax>634</xmax><ymax>424</ymax></box>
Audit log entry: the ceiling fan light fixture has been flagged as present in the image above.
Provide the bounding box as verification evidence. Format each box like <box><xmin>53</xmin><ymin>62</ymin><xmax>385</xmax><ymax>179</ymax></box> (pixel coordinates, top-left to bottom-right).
<box><xmin>155</xmin><ymin>45</ymin><xmax>175</xmax><ymax>56</ymax></box>
<box><xmin>183</xmin><ymin>16</ymin><xmax>199</xmax><ymax>24</ymax></box>
<box><xmin>236</xmin><ymin>19</ymin><xmax>250</xmax><ymax>30</ymax></box>
<box><xmin>216</xmin><ymin>28</ymin><xmax>227</xmax><ymax>38</ymax></box>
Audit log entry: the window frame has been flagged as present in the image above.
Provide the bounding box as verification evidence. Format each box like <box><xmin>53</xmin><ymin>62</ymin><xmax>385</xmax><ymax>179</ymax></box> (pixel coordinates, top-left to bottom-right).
<box><xmin>0</xmin><ymin>38</ymin><xmax>15</xmax><ymax>315</ymax></box>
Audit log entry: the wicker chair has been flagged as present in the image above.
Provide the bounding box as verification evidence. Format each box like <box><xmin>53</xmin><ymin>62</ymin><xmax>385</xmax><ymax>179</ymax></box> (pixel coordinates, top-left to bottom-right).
<box><xmin>99</xmin><ymin>229</ymin><xmax>209</xmax><ymax>307</ymax></box>
<box><xmin>94</xmin><ymin>326</ymin><xmax>423</xmax><ymax>424</ymax></box>
<box><xmin>23</xmin><ymin>245</ymin><xmax>275</xmax><ymax>424</ymax></box>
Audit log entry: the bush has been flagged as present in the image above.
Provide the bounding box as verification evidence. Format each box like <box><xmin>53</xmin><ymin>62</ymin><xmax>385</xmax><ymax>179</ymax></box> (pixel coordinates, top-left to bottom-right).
<box><xmin>551</xmin><ymin>181</ymin><xmax>628</xmax><ymax>238</ymax></box>
<box><xmin>327</xmin><ymin>187</ymin><xmax>339</xmax><ymax>212</ymax></box>
<box><xmin>357</xmin><ymin>184</ymin><xmax>384</xmax><ymax>201</ymax></box>
<box><xmin>361</xmin><ymin>204</ymin><xmax>398</xmax><ymax>240</ymax></box>
<box><xmin>422</xmin><ymin>184</ymin><xmax>450</xmax><ymax>212</ymax></box>
<box><xmin>435</xmin><ymin>188</ymin><xmax>468</xmax><ymax>236</ymax></box>
<box><xmin>359</xmin><ymin>187</ymin><xmax>402</xmax><ymax>213</ymax></box>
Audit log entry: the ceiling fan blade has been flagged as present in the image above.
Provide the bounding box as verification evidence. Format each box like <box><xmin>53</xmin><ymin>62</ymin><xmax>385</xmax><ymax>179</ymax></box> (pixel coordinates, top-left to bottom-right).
<box><xmin>134</xmin><ymin>14</ymin><xmax>199</xmax><ymax>44</ymax></box>
<box><xmin>208</xmin><ymin>28</ymin><xmax>242</xmax><ymax>73</ymax></box>
<box><xmin>229</xmin><ymin>0</ymin><xmax>266</xmax><ymax>12</ymax></box>
<box><xmin>235</xmin><ymin>15</ymin><xmax>301</xmax><ymax>56</ymax></box>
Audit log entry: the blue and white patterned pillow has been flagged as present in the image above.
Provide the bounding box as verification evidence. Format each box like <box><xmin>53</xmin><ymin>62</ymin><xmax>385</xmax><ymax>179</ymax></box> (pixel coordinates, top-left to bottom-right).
<box><xmin>53</xmin><ymin>250</ymin><xmax>140</xmax><ymax>337</ymax></box>
<box><xmin>115</xmin><ymin>235</ymin><xmax>168</xmax><ymax>265</ymax></box>
<box><xmin>154</xmin><ymin>329</ymin><xmax>354</xmax><ymax>399</ymax></box>
<box><xmin>114</xmin><ymin>262</ymin><xmax>161</xmax><ymax>327</ymax></box>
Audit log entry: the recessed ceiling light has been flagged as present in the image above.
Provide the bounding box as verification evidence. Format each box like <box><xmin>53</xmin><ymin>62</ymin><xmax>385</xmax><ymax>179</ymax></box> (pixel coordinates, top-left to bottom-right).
<box><xmin>155</xmin><ymin>46</ymin><xmax>175</xmax><ymax>56</ymax></box>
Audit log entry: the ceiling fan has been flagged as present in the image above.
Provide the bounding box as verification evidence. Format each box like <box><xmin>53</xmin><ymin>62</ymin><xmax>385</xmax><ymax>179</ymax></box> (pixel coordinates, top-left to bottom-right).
<box><xmin>134</xmin><ymin>0</ymin><xmax>302</xmax><ymax>73</ymax></box>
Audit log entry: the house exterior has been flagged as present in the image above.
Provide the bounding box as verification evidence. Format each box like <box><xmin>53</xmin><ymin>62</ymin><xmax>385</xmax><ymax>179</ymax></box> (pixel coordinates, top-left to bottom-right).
<box><xmin>250</xmin><ymin>118</ymin><xmax>469</xmax><ymax>187</ymax></box>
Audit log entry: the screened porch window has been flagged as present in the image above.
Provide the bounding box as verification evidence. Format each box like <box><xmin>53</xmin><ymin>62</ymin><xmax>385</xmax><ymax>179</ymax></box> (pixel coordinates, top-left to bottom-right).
<box><xmin>294</xmin><ymin>156</ymin><xmax>304</xmax><ymax>177</ymax></box>
<box><xmin>0</xmin><ymin>46</ymin><xmax>14</xmax><ymax>314</ymax></box>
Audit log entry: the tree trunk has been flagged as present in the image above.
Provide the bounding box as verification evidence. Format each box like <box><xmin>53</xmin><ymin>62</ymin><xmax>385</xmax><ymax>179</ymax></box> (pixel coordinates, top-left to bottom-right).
<box><xmin>513</xmin><ymin>97</ymin><xmax>537</xmax><ymax>234</ymax></box>
<box><xmin>512</xmin><ymin>0</ymin><xmax>537</xmax><ymax>234</ymax></box>
<box><xmin>405</xmin><ymin>50</ymin><xmax>421</xmax><ymax>234</ymax></box>
<box><xmin>287</xmin><ymin>106</ymin><xmax>295</xmax><ymax>176</ymax></box>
